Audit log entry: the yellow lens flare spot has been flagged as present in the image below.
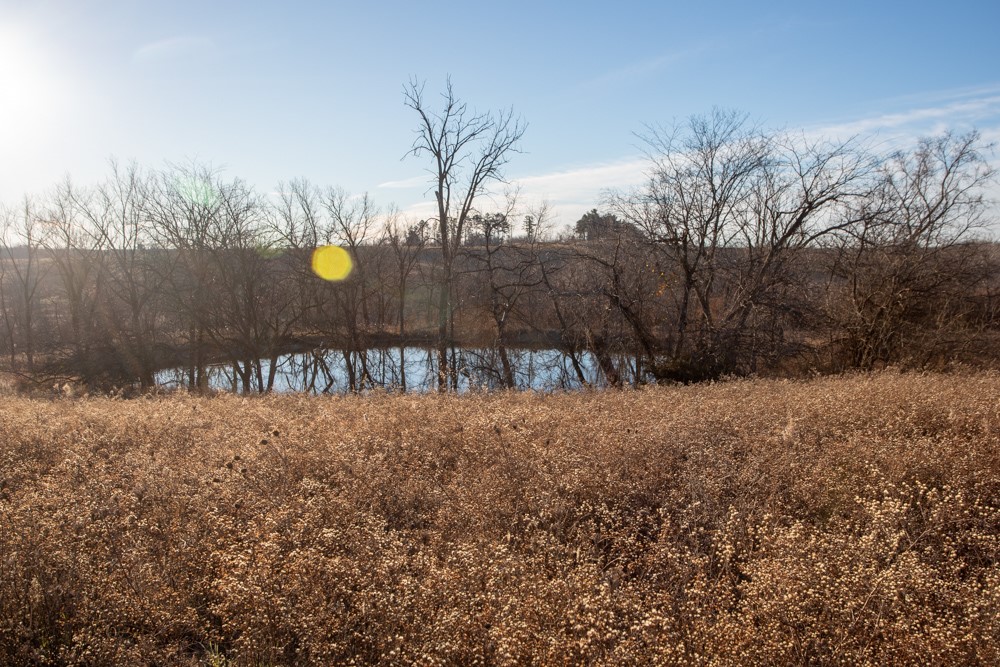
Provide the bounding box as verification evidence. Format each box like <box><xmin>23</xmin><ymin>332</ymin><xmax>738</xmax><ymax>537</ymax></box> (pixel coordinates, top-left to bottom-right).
<box><xmin>311</xmin><ymin>245</ymin><xmax>353</xmax><ymax>281</ymax></box>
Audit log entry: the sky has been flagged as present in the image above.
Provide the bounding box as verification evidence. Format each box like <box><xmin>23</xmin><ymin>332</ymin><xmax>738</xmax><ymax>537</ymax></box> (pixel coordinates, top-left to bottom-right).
<box><xmin>1</xmin><ymin>0</ymin><xmax>999</xmax><ymax>233</ymax></box>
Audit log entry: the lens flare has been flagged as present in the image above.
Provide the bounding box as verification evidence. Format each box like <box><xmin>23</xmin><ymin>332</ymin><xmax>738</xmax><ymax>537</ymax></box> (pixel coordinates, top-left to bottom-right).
<box><xmin>174</xmin><ymin>176</ymin><xmax>218</xmax><ymax>208</ymax></box>
<box><xmin>311</xmin><ymin>245</ymin><xmax>353</xmax><ymax>281</ymax></box>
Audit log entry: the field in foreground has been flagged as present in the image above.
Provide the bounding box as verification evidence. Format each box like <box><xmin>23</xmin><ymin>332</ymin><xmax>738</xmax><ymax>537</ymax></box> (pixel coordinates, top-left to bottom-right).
<box><xmin>1</xmin><ymin>374</ymin><xmax>998</xmax><ymax>665</ymax></box>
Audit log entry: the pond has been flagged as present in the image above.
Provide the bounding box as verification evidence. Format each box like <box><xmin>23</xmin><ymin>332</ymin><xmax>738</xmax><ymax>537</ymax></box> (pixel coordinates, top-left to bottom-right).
<box><xmin>155</xmin><ymin>346</ymin><xmax>646</xmax><ymax>394</ymax></box>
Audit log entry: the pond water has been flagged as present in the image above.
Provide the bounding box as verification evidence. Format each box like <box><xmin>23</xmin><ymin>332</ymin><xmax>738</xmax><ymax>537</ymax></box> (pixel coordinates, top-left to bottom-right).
<box><xmin>155</xmin><ymin>346</ymin><xmax>645</xmax><ymax>394</ymax></box>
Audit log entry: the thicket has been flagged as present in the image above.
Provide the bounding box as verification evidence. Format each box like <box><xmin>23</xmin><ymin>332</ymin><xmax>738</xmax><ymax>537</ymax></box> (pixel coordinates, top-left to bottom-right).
<box><xmin>0</xmin><ymin>372</ymin><xmax>997</xmax><ymax>664</ymax></box>
<box><xmin>0</xmin><ymin>110</ymin><xmax>996</xmax><ymax>392</ymax></box>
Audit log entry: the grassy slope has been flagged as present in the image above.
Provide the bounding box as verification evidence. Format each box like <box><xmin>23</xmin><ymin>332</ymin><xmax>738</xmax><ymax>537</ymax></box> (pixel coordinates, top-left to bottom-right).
<box><xmin>0</xmin><ymin>372</ymin><xmax>998</xmax><ymax>665</ymax></box>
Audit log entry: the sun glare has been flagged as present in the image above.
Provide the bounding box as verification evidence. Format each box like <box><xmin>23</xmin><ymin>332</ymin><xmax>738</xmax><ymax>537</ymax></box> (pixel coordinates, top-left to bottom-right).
<box><xmin>0</xmin><ymin>25</ymin><xmax>59</xmax><ymax>144</ymax></box>
<box><xmin>311</xmin><ymin>245</ymin><xmax>353</xmax><ymax>281</ymax></box>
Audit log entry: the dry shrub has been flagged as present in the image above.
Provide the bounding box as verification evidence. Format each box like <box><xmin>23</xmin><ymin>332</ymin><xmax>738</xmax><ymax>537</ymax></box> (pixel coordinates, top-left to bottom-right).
<box><xmin>0</xmin><ymin>372</ymin><xmax>998</xmax><ymax>664</ymax></box>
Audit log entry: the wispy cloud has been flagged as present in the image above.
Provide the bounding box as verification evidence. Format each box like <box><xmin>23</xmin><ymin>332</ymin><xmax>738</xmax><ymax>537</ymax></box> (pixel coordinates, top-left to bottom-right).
<box><xmin>513</xmin><ymin>159</ymin><xmax>647</xmax><ymax>201</ymax></box>
<box><xmin>861</xmin><ymin>83</ymin><xmax>1000</xmax><ymax>113</ymax></box>
<box><xmin>766</xmin><ymin>86</ymin><xmax>1000</xmax><ymax>229</ymax></box>
<box><xmin>576</xmin><ymin>43</ymin><xmax>710</xmax><ymax>92</ymax></box>
<box><xmin>377</xmin><ymin>175</ymin><xmax>428</xmax><ymax>189</ymax></box>
<box><xmin>397</xmin><ymin>159</ymin><xmax>649</xmax><ymax>229</ymax></box>
<box><xmin>809</xmin><ymin>87</ymin><xmax>1000</xmax><ymax>144</ymax></box>
<box><xmin>509</xmin><ymin>159</ymin><xmax>648</xmax><ymax>227</ymax></box>
<box><xmin>579</xmin><ymin>53</ymin><xmax>683</xmax><ymax>91</ymax></box>
<box><xmin>133</xmin><ymin>36</ymin><xmax>215</xmax><ymax>63</ymax></box>
<box><xmin>399</xmin><ymin>200</ymin><xmax>438</xmax><ymax>219</ymax></box>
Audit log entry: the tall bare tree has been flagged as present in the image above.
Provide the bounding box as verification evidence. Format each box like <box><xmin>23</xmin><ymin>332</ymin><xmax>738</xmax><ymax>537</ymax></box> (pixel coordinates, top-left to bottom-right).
<box><xmin>404</xmin><ymin>77</ymin><xmax>526</xmax><ymax>390</ymax></box>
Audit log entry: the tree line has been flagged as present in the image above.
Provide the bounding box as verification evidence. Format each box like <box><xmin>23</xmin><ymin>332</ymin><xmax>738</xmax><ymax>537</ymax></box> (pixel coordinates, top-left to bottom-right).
<box><xmin>0</xmin><ymin>86</ymin><xmax>996</xmax><ymax>393</ymax></box>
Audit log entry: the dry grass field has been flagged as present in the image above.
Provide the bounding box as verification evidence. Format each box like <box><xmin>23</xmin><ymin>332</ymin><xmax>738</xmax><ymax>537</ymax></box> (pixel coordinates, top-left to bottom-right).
<box><xmin>1</xmin><ymin>372</ymin><xmax>998</xmax><ymax>665</ymax></box>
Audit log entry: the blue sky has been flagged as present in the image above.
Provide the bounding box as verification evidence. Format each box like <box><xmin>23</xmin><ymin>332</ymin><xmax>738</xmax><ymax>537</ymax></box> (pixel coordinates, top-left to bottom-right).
<box><xmin>2</xmin><ymin>0</ymin><xmax>999</xmax><ymax>230</ymax></box>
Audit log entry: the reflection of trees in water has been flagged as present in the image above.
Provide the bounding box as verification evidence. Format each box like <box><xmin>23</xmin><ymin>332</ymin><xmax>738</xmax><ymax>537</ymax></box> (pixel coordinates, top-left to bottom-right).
<box><xmin>155</xmin><ymin>346</ymin><xmax>647</xmax><ymax>394</ymax></box>
<box><xmin>458</xmin><ymin>348</ymin><xmax>630</xmax><ymax>390</ymax></box>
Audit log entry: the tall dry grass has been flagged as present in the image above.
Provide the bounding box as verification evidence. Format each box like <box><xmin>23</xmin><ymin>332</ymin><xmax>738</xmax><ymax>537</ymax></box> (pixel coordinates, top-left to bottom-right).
<box><xmin>0</xmin><ymin>372</ymin><xmax>998</xmax><ymax>665</ymax></box>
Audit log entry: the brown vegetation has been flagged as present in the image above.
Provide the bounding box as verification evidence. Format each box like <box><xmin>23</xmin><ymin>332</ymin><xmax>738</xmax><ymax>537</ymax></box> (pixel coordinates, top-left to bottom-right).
<box><xmin>1</xmin><ymin>371</ymin><xmax>998</xmax><ymax>664</ymax></box>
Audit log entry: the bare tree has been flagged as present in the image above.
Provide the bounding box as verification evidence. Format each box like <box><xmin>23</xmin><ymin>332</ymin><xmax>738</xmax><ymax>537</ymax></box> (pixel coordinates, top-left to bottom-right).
<box><xmin>216</xmin><ymin>182</ymin><xmax>305</xmax><ymax>393</ymax></box>
<box><xmin>383</xmin><ymin>214</ymin><xmax>428</xmax><ymax>390</ymax></box>
<box><xmin>145</xmin><ymin>163</ymin><xmax>226</xmax><ymax>390</ymax></box>
<box><xmin>272</xmin><ymin>179</ymin><xmax>323</xmax><ymax>249</ymax></box>
<box><xmin>462</xmin><ymin>194</ymin><xmax>547</xmax><ymax>387</ymax></box>
<box><xmin>0</xmin><ymin>198</ymin><xmax>50</xmax><ymax>376</ymax></box>
<box><xmin>612</xmin><ymin>109</ymin><xmax>875</xmax><ymax>378</ymax></box>
<box><xmin>825</xmin><ymin>131</ymin><xmax>996</xmax><ymax>369</ymax></box>
<box><xmin>270</xmin><ymin>179</ymin><xmax>326</xmax><ymax>336</ymax></box>
<box><xmin>323</xmin><ymin>189</ymin><xmax>381</xmax><ymax>390</ymax></box>
<box><xmin>40</xmin><ymin>181</ymin><xmax>114</xmax><ymax>387</ymax></box>
<box><xmin>404</xmin><ymin>77</ymin><xmax>526</xmax><ymax>390</ymax></box>
<box><xmin>73</xmin><ymin>161</ymin><xmax>165</xmax><ymax>388</ymax></box>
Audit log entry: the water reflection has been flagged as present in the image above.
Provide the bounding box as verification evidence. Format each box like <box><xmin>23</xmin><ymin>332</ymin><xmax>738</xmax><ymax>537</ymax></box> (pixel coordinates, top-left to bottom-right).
<box><xmin>156</xmin><ymin>347</ymin><xmax>646</xmax><ymax>394</ymax></box>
